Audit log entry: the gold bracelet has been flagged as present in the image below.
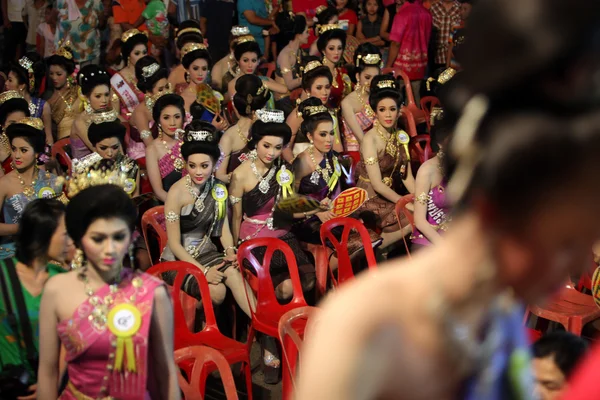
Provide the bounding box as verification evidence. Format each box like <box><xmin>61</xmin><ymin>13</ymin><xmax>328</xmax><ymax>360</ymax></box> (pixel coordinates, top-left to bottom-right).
<box><xmin>364</xmin><ymin>157</ymin><xmax>377</xmax><ymax>166</ymax></box>
<box><xmin>165</xmin><ymin>211</ymin><xmax>180</xmax><ymax>223</ymax></box>
<box><xmin>415</xmin><ymin>192</ymin><xmax>431</xmax><ymax>206</ymax></box>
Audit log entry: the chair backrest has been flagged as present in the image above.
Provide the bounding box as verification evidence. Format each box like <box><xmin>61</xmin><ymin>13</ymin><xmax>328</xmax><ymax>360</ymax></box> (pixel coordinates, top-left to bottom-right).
<box><xmin>394</xmin><ymin>68</ymin><xmax>417</xmax><ymax>107</ymax></box>
<box><xmin>409</xmin><ymin>134</ymin><xmax>433</xmax><ymax>164</ymax></box>
<box><xmin>395</xmin><ymin>194</ymin><xmax>415</xmax><ymax>230</ymax></box>
<box><xmin>174</xmin><ymin>346</ymin><xmax>240</xmax><ymax>400</ymax></box>
<box><xmin>147</xmin><ymin>261</ymin><xmax>220</xmax><ymax>348</ymax></box>
<box><xmin>51</xmin><ymin>138</ymin><xmax>72</xmax><ymax>175</ymax></box>
<box><xmin>257</xmin><ymin>62</ymin><xmax>276</xmax><ymax>79</ymax></box>
<box><xmin>290</xmin><ymin>87</ymin><xmax>304</xmax><ymax>102</ymax></box>
<box><xmin>420</xmin><ymin>96</ymin><xmax>441</xmax><ymax>132</ymax></box>
<box><xmin>237</xmin><ymin>238</ymin><xmax>308</xmax><ymax>320</ymax></box>
<box><xmin>278</xmin><ymin>306</ymin><xmax>318</xmax><ymax>393</ymax></box>
<box><xmin>141</xmin><ymin>206</ymin><xmax>168</xmax><ymax>265</ymax></box>
<box><xmin>320</xmin><ymin>217</ymin><xmax>377</xmax><ymax>286</ymax></box>
<box><xmin>400</xmin><ymin>107</ymin><xmax>418</xmax><ymax>138</ymax></box>
<box><xmin>380</xmin><ymin>67</ymin><xmax>395</xmax><ymax>76</ymax></box>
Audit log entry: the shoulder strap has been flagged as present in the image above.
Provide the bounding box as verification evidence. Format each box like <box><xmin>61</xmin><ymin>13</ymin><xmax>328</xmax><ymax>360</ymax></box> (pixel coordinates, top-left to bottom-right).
<box><xmin>0</xmin><ymin>259</ymin><xmax>16</xmax><ymax>331</ymax></box>
<box><xmin>4</xmin><ymin>258</ymin><xmax>38</xmax><ymax>365</ymax></box>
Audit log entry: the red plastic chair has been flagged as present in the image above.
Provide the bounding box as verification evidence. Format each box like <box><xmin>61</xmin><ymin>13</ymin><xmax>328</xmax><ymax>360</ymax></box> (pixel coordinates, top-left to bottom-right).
<box><xmin>524</xmin><ymin>284</ymin><xmax>600</xmax><ymax>336</ymax></box>
<box><xmin>51</xmin><ymin>138</ymin><xmax>72</xmax><ymax>175</ymax></box>
<box><xmin>380</xmin><ymin>67</ymin><xmax>395</xmax><ymax>76</ymax></box>
<box><xmin>278</xmin><ymin>306</ymin><xmax>319</xmax><ymax>400</ymax></box>
<box><xmin>257</xmin><ymin>62</ymin><xmax>276</xmax><ymax>79</ymax></box>
<box><xmin>409</xmin><ymin>134</ymin><xmax>434</xmax><ymax>164</ymax></box>
<box><xmin>148</xmin><ymin>262</ymin><xmax>253</xmax><ymax>399</ymax></box>
<box><xmin>141</xmin><ymin>206</ymin><xmax>168</xmax><ymax>265</ymax></box>
<box><xmin>420</xmin><ymin>96</ymin><xmax>441</xmax><ymax>133</ymax></box>
<box><xmin>395</xmin><ymin>194</ymin><xmax>415</xmax><ymax>257</ymax></box>
<box><xmin>394</xmin><ymin>68</ymin><xmax>426</xmax><ymax>125</ymax></box>
<box><xmin>289</xmin><ymin>87</ymin><xmax>303</xmax><ymax>103</ymax></box>
<box><xmin>238</xmin><ymin>238</ymin><xmax>308</xmax><ymax>398</ymax></box>
<box><xmin>319</xmin><ymin>217</ymin><xmax>378</xmax><ymax>289</ymax></box>
<box><xmin>175</xmin><ymin>346</ymin><xmax>240</xmax><ymax>400</ymax></box>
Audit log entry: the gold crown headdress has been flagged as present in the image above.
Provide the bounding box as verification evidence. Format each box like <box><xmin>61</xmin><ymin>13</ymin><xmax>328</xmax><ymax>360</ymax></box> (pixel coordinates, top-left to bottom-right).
<box><xmin>235</xmin><ymin>35</ymin><xmax>257</xmax><ymax>45</ymax></box>
<box><xmin>256</xmin><ymin>109</ymin><xmax>284</xmax><ymax>123</ymax></box>
<box><xmin>0</xmin><ymin>90</ymin><xmax>24</xmax><ymax>106</ymax></box>
<box><xmin>304</xmin><ymin>105</ymin><xmax>328</xmax><ymax>116</ymax></box>
<box><xmin>317</xmin><ymin>23</ymin><xmax>342</xmax><ymax>36</ymax></box>
<box><xmin>15</xmin><ymin>117</ymin><xmax>44</xmax><ymax>130</ymax></box>
<box><xmin>89</xmin><ymin>108</ymin><xmax>119</xmax><ymax>124</ymax></box>
<box><xmin>55</xmin><ymin>40</ymin><xmax>73</xmax><ymax>60</ymax></box>
<box><xmin>186</xmin><ymin>130</ymin><xmax>214</xmax><ymax>142</ymax></box>
<box><xmin>231</xmin><ymin>26</ymin><xmax>251</xmax><ymax>37</ymax></box>
<box><xmin>176</xmin><ymin>27</ymin><xmax>202</xmax><ymax>39</ymax></box>
<box><xmin>141</xmin><ymin>63</ymin><xmax>160</xmax><ymax>79</ymax></box>
<box><xmin>121</xmin><ymin>28</ymin><xmax>148</xmax><ymax>43</ymax></box>
<box><xmin>437</xmin><ymin>67</ymin><xmax>457</xmax><ymax>85</ymax></box>
<box><xmin>67</xmin><ymin>159</ymin><xmax>133</xmax><ymax>198</ymax></box>
<box><xmin>356</xmin><ymin>53</ymin><xmax>382</xmax><ymax>66</ymax></box>
<box><xmin>181</xmin><ymin>42</ymin><xmax>208</xmax><ymax>58</ymax></box>
<box><xmin>18</xmin><ymin>56</ymin><xmax>35</xmax><ymax>92</ymax></box>
<box><xmin>315</xmin><ymin>5</ymin><xmax>328</xmax><ymax>15</ymax></box>
<box><xmin>145</xmin><ymin>85</ymin><xmax>173</xmax><ymax>110</ymax></box>
<box><xmin>302</xmin><ymin>60</ymin><xmax>323</xmax><ymax>75</ymax></box>
<box><xmin>376</xmin><ymin>80</ymin><xmax>396</xmax><ymax>89</ymax></box>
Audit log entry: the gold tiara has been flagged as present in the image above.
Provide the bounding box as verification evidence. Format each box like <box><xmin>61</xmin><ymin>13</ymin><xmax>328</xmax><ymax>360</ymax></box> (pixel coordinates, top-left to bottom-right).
<box><xmin>317</xmin><ymin>23</ymin><xmax>341</xmax><ymax>36</ymax></box>
<box><xmin>438</xmin><ymin>67</ymin><xmax>457</xmax><ymax>85</ymax></box>
<box><xmin>141</xmin><ymin>63</ymin><xmax>160</xmax><ymax>79</ymax></box>
<box><xmin>0</xmin><ymin>90</ymin><xmax>24</xmax><ymax>105</ymax></box>
<box><xmin>231</xmin><ymin>26</ymin><xmax>250</xmax><ymax>37</ymax></box>
<box><xmin>256</xmin><ymin>109</ymin><xmax>284</xmax><ymax>123</ymax></box>
<box><xmin>304</xmin><ymin>105</ymin><xmax>328</xmax><ymax>116</ymax></box>
<box><xmin>302</xmin><ymin>60</ymin><xmax>323</xmax><ymax>74</ymax></box>
<box><xmin>16</xmin><ymin>117</ymin><xmax>43</xmax><ymax>130</ymax></box>
<box><xmin>377</xmin><ymin>80</ymin><xmax>396</xmax><ymax>89</ymax></box>
<box><xmin>67</xmin><ymin>157</ymin><xmax>136</xmax><ymax>198</ymax></box>
<box><xmin>121</xmin><ymin>28</ymin><xmax>148</xmax><ymax>43</ymax></box>
<box><xmin>357</xmin><ymin>53</ymin><xmax>381</xmax><ymax>66</ymax></box>
<box><xmin>55</xmin><ymin>40</ymin><xmax>73</xmax><ymax>60</ymax></box>
<box><xmin>315</xmin><ymin>5</ymin><xmax>328</xmax><ymax>15</ymax></box>
<box><xmin>176</xmin><ymin>27</ymin><xmax>202</xmax><ymax>38</ymax></box>
<box><xmin>235</xmin><ymin>35</ymin><xmax>257</xmax><ymax>45</ymax></box>
<box><xmin>90</xmin><ymin>108</ymin><xmax>119</xmax><ymax>124</ymax></box>
<box><xmin>145</xmin><ymin>86</ymin><xmax>173</xmax><ymax>110</ymax></box>
<box><xmin>18</xmin><ymin>56</ymin><xmax>33</xmax><ymax>71</ymax></box>
<box><xmin>181</xmin><ymin>42</ymin><xmax>208</xmax><ymax>58</ymax></box>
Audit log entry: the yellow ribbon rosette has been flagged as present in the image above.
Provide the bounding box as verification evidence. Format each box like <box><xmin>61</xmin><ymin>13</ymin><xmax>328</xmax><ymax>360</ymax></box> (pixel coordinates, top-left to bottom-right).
<box><xmin>212</xmin><ymin>183</ymin><xmax>228</xmax><ymax>220</ymax></box>
<box><xmin>328</xmin><ymin>158</ymin><xmax>342</xmax><ymax>192</ymax></box>
<box><xmin>330</xmin><ymin>111</ymin><xmax>341</xmax><ymax>144</ymax></box>
<box><xmin>276</xmin><ymin>166</ymin><xmax>294</xmax><ymax>198</ymax></box>
<box><xmin>107</xmin><ymin>303</ymin><xmax>142</xmax><ymax>372</ymax></box>
<box><xmin>37</xmin><ymin>186</ymin><xmax>56</xmax><ymax>199</ymax></box>
<box><xmin>397</xmin><ymin>130</ymin><xmax>411</xmax><ymax>161</ymax></box>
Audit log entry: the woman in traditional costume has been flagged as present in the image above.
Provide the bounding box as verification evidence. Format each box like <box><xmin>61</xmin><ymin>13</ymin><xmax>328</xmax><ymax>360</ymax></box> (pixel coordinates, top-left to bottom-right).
<box><xmin>316</xmin><ymin>23</ymin><xmax>352</xmax><ymax>110</ymax></box>
<box><xmin>37</xmin><ymin>184</ymin><xmax>180</xmax><ymax>399</ymax></box>
<box><xmin>70</xmin><ymin>65</ymin><xmax>114</xmax><ymax>159</ymax></box>
<box><xmin>230</xmin><ymin>109</ymin><xmax>315</xmax><ymax>383</ymax></box>
<box><xmin>161</xmin><ymin>120</ymin><xmax>255</xmax><ymax>315</ymax></box>
<box><xmin>110</xmin><ymin>29</ymin><xmax>148</xmax><ymax>121</ymax></box>
<box><xmin>6</xmin><ymin>52</ymin><xmax>53</xmax><ymax>144</ymax></box>
<box><xmin>216</xmin><ymin>74</ymin><xmax>271</xmax><ymax>184</ymax></box>
<box><xmin>145</xmin><ymin>93</ymin><xmax>186</xmax><ymax>201</ymax></box>
<box><xmin>340</xmin><ymin>43</ymin><xmax>381</xmax><ymax>164</ymax></box>
<box><xmin>355</xmin><ymin>75</ymin><xmax>415</xmax><ymax>247</ymax></box>
<box><xmin>0</xmin><ymin>118</ymin><xmax>65</xmax><ymax>259</ymax></box>
<box><xmin>275</xmin><ymin>15</ymin><xmax>309</xmax><ymax>94</ymax></box>
<box><xmin>0</xmin><ymin>91</ymin><xmax>31</xmax><ymax>176</ymax></box>
<box><xmin>168</xmin><ymin>20</ymin><xmax>204</xmax><ymax>88</ymax></box>
<box><xmin>46</xmin><ymin>41</ymin><xmax>80</xmax><ymax>141</ymax></box>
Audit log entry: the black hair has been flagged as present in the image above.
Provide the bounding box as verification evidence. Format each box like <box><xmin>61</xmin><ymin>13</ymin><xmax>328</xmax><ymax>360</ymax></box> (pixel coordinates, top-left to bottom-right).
<box><xmin>88</xmin><ymin>121</ymin><xmax>127</xmax><ymax>148</ymax></box>
<box><xmin>233</xmin><ymin>40</ymin><xmax>262</xmax><ymax>62</ymax></box>
<box><xmin>45</xmin><ymin>47</ymin><xmax>76</xmax><ymax>76</ymax></box>
<box><xmin>182</xmin><ymin>47</ymin><xmax>212</xmax><ymax>70</ymax></box>
<box><xmin>6</xmin><ymin>122</ymin><xmax>46</xmax><ymax>153</ymax></box>
<box><xmin>15</xmin><ymin>199</ymin><xmax>66</xmax><ymax>265</ymax></box>
<box><xmin>135</xmin><ymin>56</ymin><xmax>168</xmax><ymax>93</ymax></box>
<box><xmin>429</xmin><ymin>111</ymin><xmax>453</xmax><ymax>152</ymax></box>
<box><xmin>301</xmin><ymin>56</ymin><xmax>333</xmax><ymax>91</ymax></box>
<box><xmin>77</xmin><ymin>64</ymin><xmax>111</xmax><ymax>96</ymax></box>
<box><xmin>248</xmin><ymin>120</ymin><xmax>292</xmax><ymax>150</ymax></box>
<box><xmin>181</xmin><ymin>120</ymin><xmax>221</xmax><ymax>162</ymax></box>
<box><xmin>315</xmin><ymin>6</ymin><xmax>338</xmax><ymax>27</ymax></box>
<box><xmin>362</xmin><ymin>0</ymin><xmax>384</xmax><ymax>16</ymax></box>
<box><xmin>176</xmin><ymin>20</ymin><xmax>204</xmax><ymax>51</ymax></box>
<box><xmin>233</xmin><ymin>74</ymin><xmax>271</xmax><ymax>117</ymax></box>
<box><xmin>299</xmin><ymin>97</ymin><xmax>333</xmax><ymax>137</ymax></box>
<box><xmin>9</xmin><ymin>52</ymin><xmax>45</xmax><ymax>95</ymax></box>
<box><xmin>152</xmin><ymin>93</ymin><xmax>186</xmax><ymax>123</ymax></box>
<box><xmin>369</xmin><ymin>74</ymin><xmax>402</xmax><ymax>110</ymax></box>
<box><xmin>316</xmin><ymin>28</ymin><xmax>347</xmax><ymax>55</ymax></box>
<box><xmin>0</xmin><ymin>98</ymin><xmax>30</xmax><ymax>127</ymax></box>
<box><xmin>121</xmin><ymin>32</ymin><xmax>148</xmax><ymax>66</ymax></box>
<box><xmin>532</xmin><ymin>332</ymin><xmax>589</xmax><ymax>378</ymax></box>
<box><xmin>353</xmin><ymin>43</ymin><xmax>382</xmax><ymax>75</ymax></box>
<box><xmin>276</xmin><ymin>13</ymin><xmax>308</xmax><ymax>46</ymax></box>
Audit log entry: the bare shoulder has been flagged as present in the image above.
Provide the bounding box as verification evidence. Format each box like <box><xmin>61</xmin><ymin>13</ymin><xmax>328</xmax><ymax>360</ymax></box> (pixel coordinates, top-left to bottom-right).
<box><xmin>45</xmin><ymin>270</ymin><xmax>79</xmax><ymax>294</ymax></box>
<box><xmin>416</xmin><ymin>156</ymin><xmax>437</xmax><ymax>176</ymax></box>
<box><xmin>341</xmin><ymin>91</ymin><xmax>358</xmax><ymax>107</ymax></box>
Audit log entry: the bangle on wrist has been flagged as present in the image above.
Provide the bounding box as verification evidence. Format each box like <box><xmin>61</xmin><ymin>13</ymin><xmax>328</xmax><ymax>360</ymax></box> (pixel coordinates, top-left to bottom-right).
<box><xmin>223</xmin><ymin>245</ymin><xmax>237</xmax><ymax>256</ymax></box>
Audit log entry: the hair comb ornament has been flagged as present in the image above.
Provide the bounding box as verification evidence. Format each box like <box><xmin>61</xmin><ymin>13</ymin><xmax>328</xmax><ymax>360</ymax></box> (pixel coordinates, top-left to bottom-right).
<box><xmin>357</xmin><ymin>53</ymin><xmax>381</xmax><ymax>67</ymax></box>
<box><xmin>181</xmin><ymin>42</ymin><xmax>208</xmax><ymax>58</ymax></box>
<box><xmin>145</xmin><ymin>85</ymin><xmax>173</xmax><ymax>110</ymax></box>
<box><xmin>317</xmin><ymin>23</ymin><xmax>341</xmax><ymax>36</ymax></box>
<box><xmin>16</xmin><ymin>117</ymin><xmax>43</xmax><ymax>130</ymax></box>
<box><xmin>0</xmin><ymin>90</ymin><xmax>24</xmax><ymax>105</ymax></box>
<box><xmin>121</xmin><ymin>28</ymin><xmax>148</xmax><ymax>43</ymax></box>
<box><xmin>302</xmin><ymin>60</ymin><xmax>323</xmax><ymax>75</ymax></box>
<box><xmin>55</xmin><ymin>40</ymin><xmax>73</xmax><ymax>60</ymax></box>
<box><xmin>18</xmin><ymin>56</ymin><xmax>35</xmax><ymax>92</ymax></box>
<box><xmin>141</xmin><ymin>63</ymin><xmax>160</xmax><ymax>79</ymax></box>
<box><xmin>376</xmin><ymin>80</ymin><xmax>396</xmax><ymax>89</ymax></box>
<box><xmin>437</xmin><ymin>68</ymin><xmax>457</xmax><ymax>85</ymax></box>
<box><xmin>256</xmin><ymin>109</ymin><xmax>284</xmax><ymax>123</ymax></box>
<box><xmin>235</xmin><ymin>35</ymin><xmax>257</xmax><ymax>45</ymax></box>
<box><xmin>304</xmin><ymin>105</ymin><xmax>328</xmax><ymax>116</ymax></box>
<box><xmin>176</xmin><ymin>27</ymin><xmax>202</xmax><ymax>39</ymax></box>
<box><xmin>231</xmin><ymin>26</ymin><xmax>251</xmax><ymax>37</ymax></box>
<box><xmin>315</xmin><ymin>5</ymin><xmax>328</xmax><ymax>15</ymax></box>
<box><xmin>89</xmin><ymin>108</ymin><xmax>119</xmax><ymax>124</ymax></box>
<box><xmin>187</xmin><ymin>130</ymin><xmax>214</xmax><ymax>142</ymax></box>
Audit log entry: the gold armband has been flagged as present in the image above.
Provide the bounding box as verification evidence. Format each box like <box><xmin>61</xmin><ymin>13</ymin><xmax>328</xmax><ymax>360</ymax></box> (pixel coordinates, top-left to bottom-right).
<box><xmin>165</xmin><ymin>211</ymin><xmax>180</xmax><ymax>223</ymax></box>
<box><xmin>415</xmin><ymin>192</ymin><xmax>431</xmax><ymax>206</ymax></box>
<box><xmin>229</xmin><ymin>195</ymin><xmax>242</xmax><ymax>205</ymax></box>
<box><xmin>364</xmin><ymin>157</ymin><xmax>377</xmax><ymax>166</ymax></box>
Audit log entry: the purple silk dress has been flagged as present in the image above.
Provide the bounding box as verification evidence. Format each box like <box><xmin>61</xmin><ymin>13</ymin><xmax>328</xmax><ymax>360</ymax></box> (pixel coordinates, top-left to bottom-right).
<box><xmin>411</xmin><ymin>181</ymin><xmax>450</xmax><ymax>246</ymax></box>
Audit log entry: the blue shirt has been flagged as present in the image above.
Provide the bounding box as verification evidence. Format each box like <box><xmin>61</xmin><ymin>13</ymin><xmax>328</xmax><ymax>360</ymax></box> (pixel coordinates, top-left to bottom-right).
<box><xmin>237</xmin><ymin>0</ymin><xmax>267</xmax><ymax>53</ymax></box>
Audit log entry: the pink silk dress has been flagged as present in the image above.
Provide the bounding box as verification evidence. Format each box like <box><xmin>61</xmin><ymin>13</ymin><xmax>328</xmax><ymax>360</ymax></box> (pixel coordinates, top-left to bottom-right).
<box><xmin>411</xmin><ymin>182</ymin><xmax>450</xmax><ymax>246</ymax></box>
<box><xmin>57</xmin><ymin>270</ymin><xmax>163</xmax><ymax>400</ymax></box>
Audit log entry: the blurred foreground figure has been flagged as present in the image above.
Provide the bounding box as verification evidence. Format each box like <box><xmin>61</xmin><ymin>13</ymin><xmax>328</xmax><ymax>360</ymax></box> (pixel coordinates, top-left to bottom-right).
<box><xmin>296</xmin><ymin>0</ymin><xmax>600</xmax><ymax>399</ymax></box>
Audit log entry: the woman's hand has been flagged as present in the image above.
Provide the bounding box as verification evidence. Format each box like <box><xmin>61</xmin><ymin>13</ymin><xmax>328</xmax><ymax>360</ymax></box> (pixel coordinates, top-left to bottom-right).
<box><xmin>316</xmin><ymin>210</ymin><xmax>336</xmax><ymax>223</ymax></box>
<box><xmin>205</xmin><ymin>267</ymin><xmax>225</xmax><ymax>284</ymax></box>
<box><xmin>212</xmin><ymin>114</ymin><xmax>229</xmax><ymax>131</ymax></box>
<box><xmin>17</xmin><ymin>384</ymin><xmax>37</xmax><ymax>400</ymax></box>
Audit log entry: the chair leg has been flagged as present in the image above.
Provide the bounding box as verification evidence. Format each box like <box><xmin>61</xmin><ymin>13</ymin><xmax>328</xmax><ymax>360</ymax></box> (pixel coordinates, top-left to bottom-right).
<box><xmin>244</xmin><ymin>360</ymin><xmax>253</xmax><ymax>400</ymax></box>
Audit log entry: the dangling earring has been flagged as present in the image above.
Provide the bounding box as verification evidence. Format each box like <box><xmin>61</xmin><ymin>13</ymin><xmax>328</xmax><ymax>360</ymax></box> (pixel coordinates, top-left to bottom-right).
<box><xmin>249</xmin><ymin>149</ymin><xmax>258</xmax><ymax>161</ymax></box>
<box><xmin>185</xmin><ymin>72</ymin><xmax>190</xmax><ymax>84</ymax></box>
<box><xmin>355</xmin><ymin>82</ymin><xmax>361</xmax><ymax>93</ymax></box>
<box><xmin>128</xmin><ymin>243</ymin><xmax>135</xmax><ymax>270</ymax></box>
<box><xmin>71</xmin><ymin>248</ymin><xmax>84</xmax><ymax>270</ymax></box>
<box><xmin>309</xmin><ymin>139</ymin><xmax>314</xmax><ymax>144</ymax></box>
<box><xmin>84</xmin><ymin>101</ymin><xmax>92</xmax><ymax>113</ymax></box>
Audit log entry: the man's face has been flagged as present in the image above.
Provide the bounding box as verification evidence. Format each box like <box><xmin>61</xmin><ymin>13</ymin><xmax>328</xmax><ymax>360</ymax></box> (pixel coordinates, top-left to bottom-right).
<box><xmin>532</xmin><ymin>356</ymin><xmax>568</xmax><ymax>400</ymax></box>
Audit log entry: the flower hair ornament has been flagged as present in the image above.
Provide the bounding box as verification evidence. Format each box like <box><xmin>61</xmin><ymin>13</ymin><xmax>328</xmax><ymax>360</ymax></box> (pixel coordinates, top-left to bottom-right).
<box><xmin>18</xmin><ymin>56</ymin><xmax>35</xmax><ymax>93</ymax></box>
<box><xmin>245</xmin><ymin>83</ymin><xmax>268</xmax><ymax>115</ymax></box>
<box><xmin>376</xmin><ymin>80</ymin><xmax>396</xmax><ymax>90</ymax></box>
<box><xmin>55</xmin><ymin>39</ymin><xmax>73</xmax><ymax>60</ymax></box>
<box><xmin>447</xmin><ymin>95</ymin><xmax>490</xmax><ymax>204</ymax></box>
<box><xmin>256</xmin><ymin>109</ymin><xmax>284</xmax><ymax>123</ymax></box>
<box><xmin>231</xmin><ymin>26</ymin><xmax>251</xmax><ymax>37</ymax></box>
<box><xmin>186</xmin><ymin>129</ymin><xmax>214</xmax><ymax>142</ymax></box>
<box><xmin>356</xmin><ymin>53</ymin><xmax>382</xmax><ymax>68</ymax></box>
<box><xmin>141</xmin><ymin>63</ymin><xmax>160</xmax><ymax>79</ymax></box>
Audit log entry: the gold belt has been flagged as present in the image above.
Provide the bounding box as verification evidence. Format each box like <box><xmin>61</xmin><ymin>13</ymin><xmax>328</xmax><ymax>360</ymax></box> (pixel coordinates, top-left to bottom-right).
<box><xmin>67</xmin><ymin>382</ymin><xmax>114</xmax><ymax>400</ymax></box>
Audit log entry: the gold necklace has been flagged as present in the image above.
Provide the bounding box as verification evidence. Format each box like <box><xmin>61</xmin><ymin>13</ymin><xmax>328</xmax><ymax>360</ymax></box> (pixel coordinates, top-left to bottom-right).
<box><xmin>331</xmin><ymin>67</ymin><xmax>339</xmax><ymax>88</ymax></box>
<box><xmin>57</xmin><ymin>87</ymin><xmax>75</xmax><ymax>112</ymax></box>
<box><xmin>236</xmin><ymin>119</ymin><xmax>250</xmax><ymax>144</ymax></box>
<box><xmin>437</xmin><ymin>149</ymin><xmax>445</xmax><ymax>175</ymax></box>
<box><xmin>375</xmin><ymin>122</ymin><xmax>398</xmax><ymax>157</ymax></box>
<box><xmin>308</xmin><ymin>144</ymin><xmax>332</xmax><ymax>184</ymax></box>
<box><xmin>79</xmin><ymin>265</ymin><xmax>121</xmax><ymax>329</ymax></box>
<box><xmin>17</xmin><ymin>165</ymin><xmax>38</xmax><ymax>198</ymax></box>
<box><xmin>160</xmin><ymin>133</ymin><xmax>184</xmax><ymax>171</ymax></box>
<box><xmin>357</xmin><ymin>90</ymin><xmax>375</xmax><ymax>118</ymax></box>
